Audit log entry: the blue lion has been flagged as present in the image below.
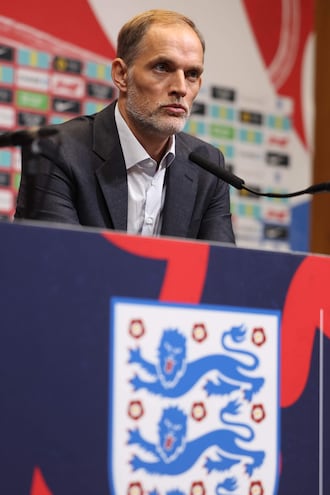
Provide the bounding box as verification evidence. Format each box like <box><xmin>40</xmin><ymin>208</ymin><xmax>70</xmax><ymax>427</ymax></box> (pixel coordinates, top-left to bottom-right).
<box><xmin>129</xmin><ymin>325</ymin><xmax>264</xmax><ymax>401</ymax></box>
<box><xmin>128</xmin><ymin>400</ymin><xmax>264</xmax><ymax>476</ymax></box>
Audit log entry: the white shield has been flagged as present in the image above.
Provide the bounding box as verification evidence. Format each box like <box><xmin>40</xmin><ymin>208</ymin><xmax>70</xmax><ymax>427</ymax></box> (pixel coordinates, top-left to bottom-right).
<box><xmin>108</xmin><ymin>298</ymin><xmax>280</xmax><ymax>495</ymax></box>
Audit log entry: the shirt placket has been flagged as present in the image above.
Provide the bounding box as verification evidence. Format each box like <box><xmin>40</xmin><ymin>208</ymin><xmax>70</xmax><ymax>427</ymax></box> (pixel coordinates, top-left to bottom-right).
<box><xmin>141</xmin><ymin>166</ymin><xmax>164</xmax><ymax>236</ymax></box>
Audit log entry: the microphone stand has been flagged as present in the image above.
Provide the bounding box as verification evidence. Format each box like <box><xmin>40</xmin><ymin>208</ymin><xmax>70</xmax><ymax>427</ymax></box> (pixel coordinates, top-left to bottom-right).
<box><xmin>242</xmin><ymin>182</ymin><xmax>330</xmax><ymax>198</ymax></box>
<box><xmin>21</xmin><ymin>140</ymin><xmax>44</xmax><ymax>219</ymax></box>
<box><xmin>189</xmin><ymin>152</ymin><xmax>330</xmax><ymax>198</ymax></box>
<box><xmin>1</xmin><ymin>127</ymin><xmax>59</xmax><ymax>219</ymax></box>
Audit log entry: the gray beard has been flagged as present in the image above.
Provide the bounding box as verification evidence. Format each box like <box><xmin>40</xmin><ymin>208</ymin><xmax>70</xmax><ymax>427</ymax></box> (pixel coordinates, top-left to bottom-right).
<box><xmin>125</xmin><ymin>86</ymin><xmax>190</xmax><ymax>137</ymax></box>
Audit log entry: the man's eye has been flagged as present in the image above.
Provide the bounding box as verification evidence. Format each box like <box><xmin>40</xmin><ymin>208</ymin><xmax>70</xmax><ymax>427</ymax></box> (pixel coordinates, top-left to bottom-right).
<box><xmin>186</xmin><ymin>70</ymin><xmax>200</xmax><ymax>81</ymax></box>
<box><xmin>154</xmin><ymin>63</ymin><xmax>168</xmax><ymax>72</ymax></box>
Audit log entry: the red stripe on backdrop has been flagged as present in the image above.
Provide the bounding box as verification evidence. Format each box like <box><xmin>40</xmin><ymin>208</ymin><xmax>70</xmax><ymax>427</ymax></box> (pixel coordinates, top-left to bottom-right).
<box><xmin>241</xmin><ymin>0</ymin><xmax>283</xmax><ymax>67</ymax></box>
<box><xmin>30</xmin><ymin>467</ymin><xmax>52</xmax><ymax>495</ymax></box>
<box><xmin>242</xmin><ymin>0</ymin><xmax>315</xmax><ymax>148</ymax></box>
<box><xmin>0</xmin><ymin>0</ymin><xmax>116</xmax><ymax>59</ymax></box>
<box><xmin>102</xmin><ymin>232</ymin><xmax>210</xmax><ymax>304</ymax></box>
<box><xmin>281</xmin><ymin>256</ymin><xmax>330</xmax><ymax>407</ymax></box>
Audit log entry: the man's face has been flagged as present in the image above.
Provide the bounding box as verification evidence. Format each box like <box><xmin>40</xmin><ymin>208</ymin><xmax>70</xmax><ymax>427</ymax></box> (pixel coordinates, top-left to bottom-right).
<box><xmin>118</xmin><ymin>23</ymin><xmax>204</xmax><ymax>139</ymax></box>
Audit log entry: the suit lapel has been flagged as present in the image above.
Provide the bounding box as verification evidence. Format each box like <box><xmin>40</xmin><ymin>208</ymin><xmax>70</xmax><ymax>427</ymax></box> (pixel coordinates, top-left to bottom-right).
<box><xmin>161</xmin><ymin>154</ymin><xmax>198</xmax><ymax>237</ymax></box>
<box><xmin>93</xmin><ymin>103</ymin><xmax>128</xmax><ymax>231</ymax></box>
<box><xmin>91</xmin><ymin>104</ymin><xmax>199</xmax><ymax>235</ymax></box>
<box><xmin>95</xmin><ymin>155</ymin><xmax>128</xmax><ymax>231</ymax></box>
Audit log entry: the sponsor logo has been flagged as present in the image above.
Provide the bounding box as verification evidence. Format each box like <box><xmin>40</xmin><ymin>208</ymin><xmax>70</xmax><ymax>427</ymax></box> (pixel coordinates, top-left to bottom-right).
<box><xmin>0</xmin><ymin>105</ymin><xmax>15</xmax><ymax>128</ymax></box>
<box><xmin>18</xmin><ymin>111</ymin><xmax>47</xmax><ymax>127</ymax></box>
<box><xmin>265</xmin><ymin>209</ymin><xmax>290</xmax><ymax>222</ymax></box>
<box><xmin>209</xmin><ymin>123</ymin><xmax>235</xmax><ymax>140</ymax></box>
<box><xmin>267</xmin><ymin>114</ymin><xmax>291</xmax><ymax>131</ymax></box>
<box><xmin>240</xmin><ymin>110</ymin><xmax>263</xmax><ymax>126</ymax></box>
<box><xmin>231</xmin><ymin>202</ymin><xmax>262</xmax><ymax>219</ymax></box>
<box><xmin>51</xmin><ymin>74</ymin><xmax>85</xmax><ymax>98</ymax></box>
<box><xmin>211</xmin><ymin>86</ymin><xmax>236</xmax><ymax>102</ymax></box>
<box><xmin>232</xmin><ymin>217</ymin><xmax>263</xmax><ymax>240</ymax></box>
<box><xmin>0</xmin><ymin>45</ymin><xmax>14</xmax><ymax>61</ymax></box>
<box><xmin>18</xmin><ymin>48</ymin><xmax>50</xmax><ymax>69</ymax></box>
<box><xmin>87</xmin><ymin>82</ymin><xmax>114</xmax><ymax>100</ymax></box>
<box><xmin>190</xmin><ymin>101</ymin><xmax>206</xmax><ymax>115</ymax></box>
<box><xmin>84</xmin><ymin>101</ymin><xmax>106</xmax><ymax>115</ymax></box>
<box><xmin>266</xmin><ymin>152</ymin><xmax>290</xmax><ymax>167</ymax></box>
<box><xmin>239</xmin><ymin>128</ymin><xmax>263</xmax><ymax>144</ymax></box>
<box><xmin>0</xmin><ymin>64</ymin><xmax>14</xmax><ymax>84</ymax></box>
<box><xmin>268</xmin><ymin>136</ymin><xmax>289</xmax><ymax>147</ymax></box>
<box><xmin>16</xmin><ymin>67</ymin><xmax>49</xmax><ymax>92</ymax></box>
<box><xmin>86</xmin><ymin>61</ymin><xmax>111</xmax><ymax>81</ymax></box>
<box><xmin>239</xmin><ymin>186</ymin><xmax>261</xmax><ymax>199</ymax></box>
<box><xmin>52</xmin><ymin>97</ymin><xmax>81</xmax><ymax>114</ymax></box>
<box><xmin>16</xmin><ymin>90</ymin><xmax>49</xmax><ymax>111</ymax></box>
<box><xmin>263</xmin><ymin>223</ymin><xmax>289</xmax><ymax>240</ymax></box>
<box><xmin>53</xmin><ymin>56</ymin><xmax>82</xmax><ymax>74</ymax></box>
<box><xmin>184</xmin><ymin>119</ymin><xmax>206</xmax><ymax>136</ymax></box>
<box><xmin>0</xmin><ymin>188</ymin><xmax>13</xmax><ymax>211</ymax></box>
<box><xmin>237</xmin><ymin>150</ymin><xmax>263</xmax><ymax>161</ymax></box>
<box><xmin>108</xmin><ymin>298</ymin><xmax>280</xmax><ymax>495</ymax></box>
<box><xmin>0</xmin><ymin>172</ymin><xmax>10</xmax><ymax>187</ymax></box>
<box><xmin>211</xmin><ymin>104</ymin><xmax>235</xmax><ymax>121</ymax></box>
<box><xmin>0</xmin><ymin>150</ymin><xmax>12</xmax><ymax>168</ymax></box>
<box><xmin>0</xmin><ymin>87</ymin><xmax>13</xmax><ymax>104</ymax></box>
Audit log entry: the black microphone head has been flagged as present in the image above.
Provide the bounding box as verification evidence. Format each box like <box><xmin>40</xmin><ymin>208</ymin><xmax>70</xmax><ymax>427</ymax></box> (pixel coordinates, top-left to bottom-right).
<box><xmin>189</xmin><ymin>151</ymin><xmax>245</xmax><ymax>190</ymax></box>
<box><xmin>0</xmin><ymin>126</ymin><xmax>59</xmax><ymax>148</ymax></box>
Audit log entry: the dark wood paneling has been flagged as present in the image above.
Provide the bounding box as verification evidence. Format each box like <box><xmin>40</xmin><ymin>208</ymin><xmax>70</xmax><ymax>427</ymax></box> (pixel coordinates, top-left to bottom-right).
<box><xmin>311</xmin><ymin>0</ymin><xmax>330</xmax><ymax>254</ymax></box>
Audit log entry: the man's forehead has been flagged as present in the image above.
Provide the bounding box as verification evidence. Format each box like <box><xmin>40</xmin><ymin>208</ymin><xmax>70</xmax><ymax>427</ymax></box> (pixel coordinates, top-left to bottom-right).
<box><xmin>145</xmin><ymin>22</ymin><xmax>200</xmax><ymax>39</ymax></box>
<box><xmin>139</xmin><ymin>24</ymin><xmax>204</xmax><ymax>57</ymax></box>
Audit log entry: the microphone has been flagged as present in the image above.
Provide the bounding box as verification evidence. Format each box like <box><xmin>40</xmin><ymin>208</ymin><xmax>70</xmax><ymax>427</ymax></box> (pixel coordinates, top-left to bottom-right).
<box><xmin>189</xmin><ymin>151</ymin><xmax>245</xmax><ymax>190</ymax></box>
<box><xmin>0</xmin><ymin>126</ymin><xmax>58</xmax><ymax>148</ymax></box>
<box><xmin>189</xmin><ymin>151</ymin><xmax>330</xmax><ymax>198</ymax></box>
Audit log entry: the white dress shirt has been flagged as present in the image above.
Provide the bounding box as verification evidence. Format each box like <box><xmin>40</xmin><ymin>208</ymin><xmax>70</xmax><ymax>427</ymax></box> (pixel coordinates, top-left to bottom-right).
<box><xmin>115</xmin><ymin>104</ymin><xmax>175</xmax><ymax>236</ymax></box>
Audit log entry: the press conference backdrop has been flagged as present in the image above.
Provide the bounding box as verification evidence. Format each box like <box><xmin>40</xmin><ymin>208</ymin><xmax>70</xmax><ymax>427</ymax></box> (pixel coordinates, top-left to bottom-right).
<box><xmin>0</xmin><ymin>0</ymin><xmax>315</xmax><ymax>251</ymax></box>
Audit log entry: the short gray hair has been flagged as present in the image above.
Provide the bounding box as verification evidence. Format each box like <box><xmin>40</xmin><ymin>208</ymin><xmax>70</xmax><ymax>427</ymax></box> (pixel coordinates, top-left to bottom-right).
<box><xmin>116</xmin><ymin>9</ymin><xmax>205</xmax><ymax>67</ymax></box>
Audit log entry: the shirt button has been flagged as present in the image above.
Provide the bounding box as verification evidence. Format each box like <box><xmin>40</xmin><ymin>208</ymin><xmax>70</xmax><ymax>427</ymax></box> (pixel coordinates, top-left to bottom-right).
<box><xmin>146</xmin><ymin>217</ymin><xmax>153</xmax><ymax>225</ymax></box>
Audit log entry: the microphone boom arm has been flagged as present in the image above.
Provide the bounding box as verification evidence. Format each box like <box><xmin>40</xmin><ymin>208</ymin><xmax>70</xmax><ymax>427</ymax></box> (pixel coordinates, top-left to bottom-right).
<box><xmin>189</xmin><ymin>151</ymin><xmax>330</xmax><ymax>198</ymax></box>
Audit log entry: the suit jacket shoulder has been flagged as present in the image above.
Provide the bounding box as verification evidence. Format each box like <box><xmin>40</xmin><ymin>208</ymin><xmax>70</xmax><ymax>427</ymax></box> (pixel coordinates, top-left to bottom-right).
<box><xmin>175</xmin><ymin>131</ymin><xmax>225</xmax><ymax>165</ymax></box>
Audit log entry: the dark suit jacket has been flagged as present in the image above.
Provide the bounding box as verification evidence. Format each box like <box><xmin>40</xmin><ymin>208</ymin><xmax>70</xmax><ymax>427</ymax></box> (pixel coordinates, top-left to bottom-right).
<box><xmin>15</xmin><ymin>102</ymin><xmax>235</xmax><ymax>244</ymax></box>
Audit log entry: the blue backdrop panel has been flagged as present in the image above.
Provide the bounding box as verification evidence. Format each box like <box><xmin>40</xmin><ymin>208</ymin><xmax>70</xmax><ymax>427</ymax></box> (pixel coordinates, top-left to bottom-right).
<box><xmin>0</xmin><ymin>221</ymin><xmax>328</xmax><ymax>495</ymax></box>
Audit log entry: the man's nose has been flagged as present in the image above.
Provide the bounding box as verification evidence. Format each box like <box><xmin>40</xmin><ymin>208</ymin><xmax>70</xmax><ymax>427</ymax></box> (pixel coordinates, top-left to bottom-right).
<box><xmin>169</xmin><ymin>70</ymin><xmax>187</xmax><ymax>97</ymax></box>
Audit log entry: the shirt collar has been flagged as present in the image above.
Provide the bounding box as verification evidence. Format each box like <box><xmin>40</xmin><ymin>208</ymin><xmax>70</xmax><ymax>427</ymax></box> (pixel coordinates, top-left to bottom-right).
<box><xmin>115</xmin><ymin>103</ymin><xmax>175</xmax><ymax>170</ymax></box>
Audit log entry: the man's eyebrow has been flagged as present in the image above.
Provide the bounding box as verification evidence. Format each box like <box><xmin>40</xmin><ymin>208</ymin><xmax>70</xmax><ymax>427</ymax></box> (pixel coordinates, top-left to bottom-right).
<box><xmin>150</xmin><ymin>57</ymin><xmax>203</xmax><ymax>71</ymax></box>
<box><xmin>150</xmin><ymin>56</ymin><xmax>172</xmax><ymax>64</ymax></box>
<box><xmin>188</xmin><ymin>65</ymin><xmax>204</xmax><ymax>73</ymax></box>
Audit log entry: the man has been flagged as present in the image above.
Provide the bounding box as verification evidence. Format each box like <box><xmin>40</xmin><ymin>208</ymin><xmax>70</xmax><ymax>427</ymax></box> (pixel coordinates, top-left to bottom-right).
<box><xmin>15</xmin><ymin>9</ymin><xmax>235</xmax><ymax>244</ymax></box>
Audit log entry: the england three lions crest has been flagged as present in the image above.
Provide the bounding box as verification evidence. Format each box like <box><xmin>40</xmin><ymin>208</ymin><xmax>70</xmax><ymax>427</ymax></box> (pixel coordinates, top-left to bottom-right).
<box><xmin>108</xmin><ymin>299</ymin><xmax>281</xmax><ymax>495</ymax></box>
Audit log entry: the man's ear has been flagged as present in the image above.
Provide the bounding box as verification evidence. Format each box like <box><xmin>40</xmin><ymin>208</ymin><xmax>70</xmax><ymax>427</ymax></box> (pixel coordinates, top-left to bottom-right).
<box><xmin>111</xmin><ymin>58</ymin><xmax>128</xmax><ymax>92</ymax></box>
